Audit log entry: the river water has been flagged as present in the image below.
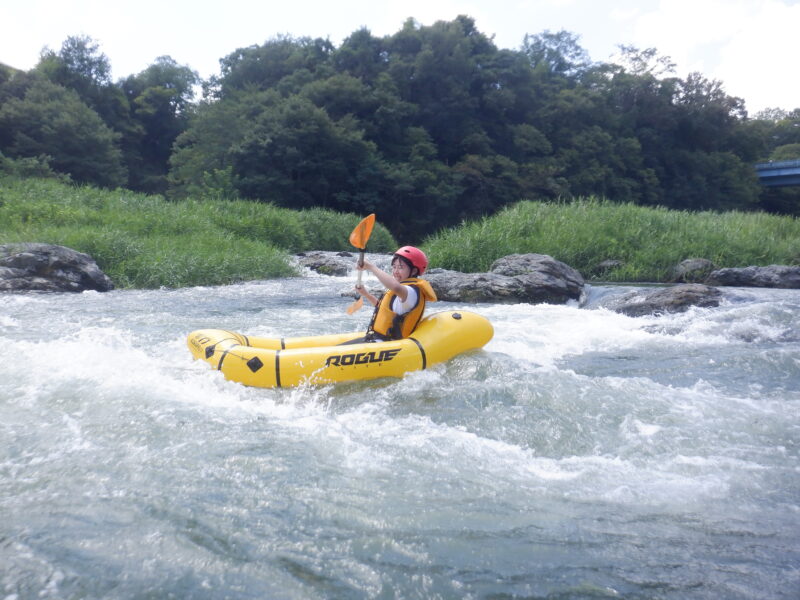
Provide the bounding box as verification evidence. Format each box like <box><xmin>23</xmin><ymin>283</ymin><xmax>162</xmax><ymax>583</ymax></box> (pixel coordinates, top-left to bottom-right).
<box><xmin>1</xmin><ymin>264</ymin><xmax>799</xmax><ymax>599</ymax></box>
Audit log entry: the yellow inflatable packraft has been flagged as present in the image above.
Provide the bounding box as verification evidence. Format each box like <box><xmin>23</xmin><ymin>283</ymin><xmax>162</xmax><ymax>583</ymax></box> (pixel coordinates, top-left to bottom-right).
<box><xmin>187</xmin><ymin>310</ymin><xmax>493</xmax><ymax>388</ymax></box>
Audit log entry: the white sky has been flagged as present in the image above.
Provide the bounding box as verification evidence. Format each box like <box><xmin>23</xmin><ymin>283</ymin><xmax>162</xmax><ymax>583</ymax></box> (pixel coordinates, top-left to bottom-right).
<box><xmin>2</xmin><ymin>0</ymin><xmax>798</xmax><ymax>114</ymax></box>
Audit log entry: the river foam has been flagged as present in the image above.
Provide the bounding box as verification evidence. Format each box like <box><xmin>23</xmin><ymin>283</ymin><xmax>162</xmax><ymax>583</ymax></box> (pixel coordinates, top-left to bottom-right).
<box><xmin>1</xmin><ymin>279</ymin><xmax>798</xmax><ymax>599</ymax></box>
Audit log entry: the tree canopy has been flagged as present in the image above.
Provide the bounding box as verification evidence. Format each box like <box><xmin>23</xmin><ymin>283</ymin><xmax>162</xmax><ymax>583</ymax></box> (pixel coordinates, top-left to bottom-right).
<box><xmin>1</xmin><ymin>21</ymin><xmax>798</xmax><ymax>240</ymax></box>
<box><xmin>1</xmin><ymin>36</ymin><xmax>196</xmax><ymax>194</ymax></box>
<box><xmin>0</xmin><ymin>73</ymin><xmax>126</xmax><ymax>187</ymax></box>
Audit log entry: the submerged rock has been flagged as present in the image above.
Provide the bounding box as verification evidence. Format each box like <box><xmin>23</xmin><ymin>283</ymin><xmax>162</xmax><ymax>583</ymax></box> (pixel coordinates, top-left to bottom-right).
<box><xmin>295</xmin><ymin>251</ymin><xmax>355</xmax><ymax>276</ymax></box>
<box><xmin>706</xmin><ymin>265</ymin><xmax>800</xmax><ymax>289</ymax></box>
<box><xmin>610</xmin><ymin>283</ymin><xmax>722</xmax><ymax>317</ymax></box>
<box><xmin>0</xmin><ymin>243</ymin><xmax>114</xmax><ymax>293</ymax></box>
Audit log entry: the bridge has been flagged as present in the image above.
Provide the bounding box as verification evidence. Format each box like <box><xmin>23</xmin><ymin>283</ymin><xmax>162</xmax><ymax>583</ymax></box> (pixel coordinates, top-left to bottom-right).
<box><xmin>755</xmin><ymin>159</ymin><xmax>800</xmax><ymax>187</ymax></box>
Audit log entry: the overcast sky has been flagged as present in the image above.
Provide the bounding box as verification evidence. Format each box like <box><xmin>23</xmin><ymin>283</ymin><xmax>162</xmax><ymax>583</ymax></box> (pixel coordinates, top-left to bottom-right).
<box><xmin>2</xmin><ymin>0</ymin><xmax>797</xmax><ymax>114</ymax></box>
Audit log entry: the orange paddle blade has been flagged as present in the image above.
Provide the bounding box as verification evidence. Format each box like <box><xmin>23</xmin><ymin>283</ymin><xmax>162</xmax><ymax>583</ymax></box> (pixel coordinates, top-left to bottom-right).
<box><xmin>346</xmin><ymin>296</ymin><xmax>364</xmax><ymax>315</ymax></box>
<box><xmin>349</xmin><ymin>214</ymin><xmax>376</xmax><ymax>250</ymax></box>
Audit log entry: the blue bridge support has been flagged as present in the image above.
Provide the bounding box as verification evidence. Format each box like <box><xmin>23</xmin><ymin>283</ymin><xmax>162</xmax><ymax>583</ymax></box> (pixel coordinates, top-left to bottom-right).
<box><xmin>755</xmin><ymin>160</ymin><xmax>800</xmax><ymax>187</ymax></box>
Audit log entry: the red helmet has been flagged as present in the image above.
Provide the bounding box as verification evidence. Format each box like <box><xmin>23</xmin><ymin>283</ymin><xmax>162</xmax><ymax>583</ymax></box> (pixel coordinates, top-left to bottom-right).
<box><xmin>394</xmin><ymin>246</ymin><xmax>428</xmax><ymax>275</ymax></box>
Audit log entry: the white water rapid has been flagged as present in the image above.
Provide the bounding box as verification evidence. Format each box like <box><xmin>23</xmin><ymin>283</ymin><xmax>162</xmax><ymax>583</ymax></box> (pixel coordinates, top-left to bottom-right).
<box><xmin>2</xmin><ymin>269</ymin><xmax>798</xmax><ymax>599</ymax></box>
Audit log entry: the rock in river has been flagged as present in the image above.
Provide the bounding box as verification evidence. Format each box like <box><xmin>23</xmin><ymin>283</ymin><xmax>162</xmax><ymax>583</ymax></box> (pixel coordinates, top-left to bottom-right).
<box><xmin>706</xmin><ymin>265</ymin><xmax>800</xmax><ymax>289</ymax></box>
<box><xmin>0</xmin><ymin>243</ymin><xmax>114</xmax><ymax>293</ymax></box>
<box><xmin>295</xmin><ymin>251</ymin><xmax>356</xmax><ymax>277</ymax></box>
<box><xmin>609</xmin><ymin>283</ymin><xmax>722</xmax><ymax>317</ymax></box>
<box><xmin>426</xmin><ymin>253</ymin><xmax>585</xmax><ymax>304</ymax></box>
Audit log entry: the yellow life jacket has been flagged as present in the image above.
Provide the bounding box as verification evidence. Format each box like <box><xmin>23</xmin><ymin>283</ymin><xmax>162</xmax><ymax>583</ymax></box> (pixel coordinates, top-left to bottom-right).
<box><xmin>368</xmin><ymin>278</ymin><xmax>437</xmax><ymax>340</ymax></box>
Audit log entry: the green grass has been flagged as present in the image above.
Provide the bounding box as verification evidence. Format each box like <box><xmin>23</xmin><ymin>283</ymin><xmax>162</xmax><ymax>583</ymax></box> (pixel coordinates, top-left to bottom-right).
<box><xmin>423</xmin><ymin>198</ymin><xmax>800</xmax><ymax>281</ymax></box>
<box><xmin>3</xmin><ymin>177</ymin><xmax>797</xmax><ymax>287</ymax></box>
<box><xmin>0</xmin><ymin>176</ymin><xmax>396</xmax><ymax>288</ymax></box>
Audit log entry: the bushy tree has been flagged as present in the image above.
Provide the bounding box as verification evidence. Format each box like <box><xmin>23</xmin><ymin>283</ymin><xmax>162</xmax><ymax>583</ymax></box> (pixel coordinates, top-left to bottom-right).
<box><xmin>36</xmin><ymin>35</ymin><xmax>112</xmax><ymax>97</ymax></box>
<box><xmin>169</xmin><ymin>89</ymin><xmax>270</xmax><ymax>198</ymax></box>
<box><xmin>523</xmin><ymin>30</ymin><xmax>592</xmax><ymax>77</ymax></box>
<box><xmin>36</xmin><ymin>36</ymin><xmax>140</xmax><ymax>178</ymax></box>
<box><xmin>33</xmin><ymin>36</ymin><xmax>199</xmax><ymax>193</ymax></box>
<box><xmin>120</xmin><ymin>56</ymin><xmax>198</xmax><ymax>193</ymax></box>
<box><xmin>209</xmin><ymin>36</ymin><xmax>334</xmax><ymax>99</ymax></box>
<box><xmin>231</xmin><ymin>95</ymin><xmax>383</xmax><ymax>212</ymax></box>
<box><xmin>0</xmin><ymin>75</ymin><xmax>126</xmax><ymax>187</ymax></box>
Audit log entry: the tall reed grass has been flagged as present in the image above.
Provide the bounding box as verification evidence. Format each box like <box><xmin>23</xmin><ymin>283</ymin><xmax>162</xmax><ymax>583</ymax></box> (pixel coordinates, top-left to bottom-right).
<box><xmin>0</xmin><ymin>177</ymin><xmax>395</xmax><ymax>288</ymax></box>
<box><xmin>4</xmin><ymin>177</ymin><xmax>797</xmax><ymax>287</ymax></box>
<box><xmin>423</xmin><ymin>198</ymin><xmax>800</xmax><ymax>281</ymax></box>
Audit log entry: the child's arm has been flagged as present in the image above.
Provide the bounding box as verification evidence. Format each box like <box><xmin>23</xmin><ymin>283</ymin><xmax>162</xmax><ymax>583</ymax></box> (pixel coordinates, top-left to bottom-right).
<box><xmin>358</xmin><ymin>260</ymin><xmax>409</xmax><ymax>301</ymax></box>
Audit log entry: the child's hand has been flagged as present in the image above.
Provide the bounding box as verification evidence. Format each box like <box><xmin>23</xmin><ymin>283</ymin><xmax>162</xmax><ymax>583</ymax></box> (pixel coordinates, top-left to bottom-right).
<box><xmin>354</xmin><ymin>284</ymin><xmax>378</xmax><ymax>306</ymax></box>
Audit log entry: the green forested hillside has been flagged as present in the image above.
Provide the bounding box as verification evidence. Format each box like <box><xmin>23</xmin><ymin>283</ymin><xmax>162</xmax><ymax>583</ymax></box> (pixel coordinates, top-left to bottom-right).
<box><xmin>1</xmin><ymin>20</ymin><xmax>799</xmax><ymax>243</ymax></box>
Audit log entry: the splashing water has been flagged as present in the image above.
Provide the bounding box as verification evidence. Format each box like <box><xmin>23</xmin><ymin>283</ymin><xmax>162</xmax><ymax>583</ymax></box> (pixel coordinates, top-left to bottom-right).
<box><xmin>1</xmin><ymin>277</ymin><xmax>798</xmax><ymax>599</ymax></box>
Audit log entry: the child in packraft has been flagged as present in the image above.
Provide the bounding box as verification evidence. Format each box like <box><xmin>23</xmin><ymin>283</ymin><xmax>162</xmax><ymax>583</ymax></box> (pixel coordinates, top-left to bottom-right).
<box><xmin>354</xmin><ymin>246</ymin><xmax>437</xmax><ymax>341</ymax></box>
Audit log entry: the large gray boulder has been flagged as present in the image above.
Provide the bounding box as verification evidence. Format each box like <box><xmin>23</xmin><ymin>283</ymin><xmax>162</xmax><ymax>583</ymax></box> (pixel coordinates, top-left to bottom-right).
<box><xmin>490</xmin><ymin>253</ymin><xmax>585</xmax><ymax>303</ymax></box>
<box><xmin>424</xmin><ymin>270</ymin><xmax>527</xmax><ymax>303</ymax></box>
<box><xmin>706</xmin><ymin>265</ymin><xmax>800</xmax><ymax>288</ymax></box>
<box><xmin>609</xmin><ymin>283</ymin><xmax>722</xmax><ymax>317</ymax></box>
<box><xmin>426</xmin><ymin>253</ymin><xmax>585</xmax><ymax>304</ymax></box>
<box><xmin>0</xmin><ymin>243</ymin><xmax>114</xmax><ymax>293</ymax></box>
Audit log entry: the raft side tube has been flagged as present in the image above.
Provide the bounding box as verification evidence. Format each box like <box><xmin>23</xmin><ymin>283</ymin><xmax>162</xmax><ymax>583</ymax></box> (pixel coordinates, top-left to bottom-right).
<box><xmin>411</xmin><ymin>311</ymin><xmax>494</xmax><ymax>366</ymax></box>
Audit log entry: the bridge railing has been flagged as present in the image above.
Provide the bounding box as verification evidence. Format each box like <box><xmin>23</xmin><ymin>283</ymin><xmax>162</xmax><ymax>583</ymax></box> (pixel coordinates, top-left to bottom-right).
<box><xmin>754</xmin><ymin>159</ymin><xmax>800</xmax><ymax>187</ymax></box>
<box><xmin>755</xmin><ymin>159</ymin><xmax>800</xmax><ymax>171</ymax></box>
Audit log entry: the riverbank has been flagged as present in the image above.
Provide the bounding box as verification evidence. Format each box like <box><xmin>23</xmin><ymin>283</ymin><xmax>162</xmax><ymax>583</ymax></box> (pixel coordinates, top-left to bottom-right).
<box><xmin>1</xmin><ymin>176</ymin><xmax>797</xmax><ymax>288</ymax></box>
<box><xmin>0</xmin><ymin>176</ymin><xmax>396</xmax><ymax>288</ymax></box>
<box><xmin>424</xmin><ymin>199</ymin><xmax>800</xmax><ymax>282</ymax></box>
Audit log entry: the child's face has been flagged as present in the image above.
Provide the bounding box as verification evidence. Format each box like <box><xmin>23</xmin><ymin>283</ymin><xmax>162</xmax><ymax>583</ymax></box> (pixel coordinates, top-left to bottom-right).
<box><xmin>391</xmin><ymin>258</ymin><xmax>412</xmax><ymax>280</ymax></box>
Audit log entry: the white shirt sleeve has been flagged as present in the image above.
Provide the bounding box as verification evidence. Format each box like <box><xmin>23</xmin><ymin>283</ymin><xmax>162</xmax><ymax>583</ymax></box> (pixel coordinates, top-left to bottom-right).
<box><xmin>390</xmin><ymin>285</ymin><xmax>418</xmax><ymax>315</ymax></box>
